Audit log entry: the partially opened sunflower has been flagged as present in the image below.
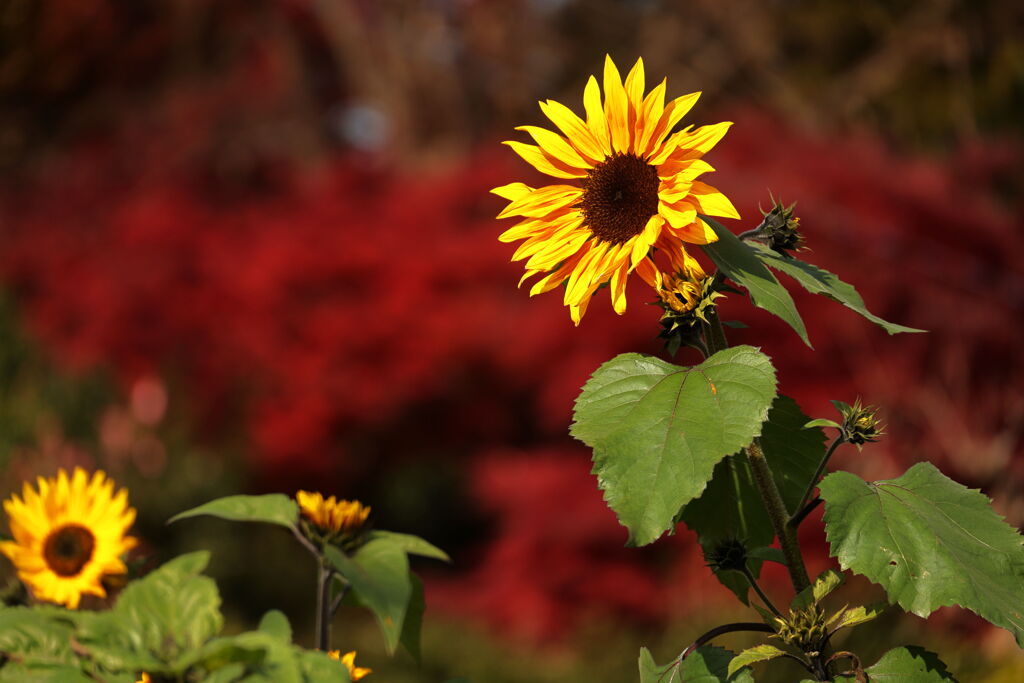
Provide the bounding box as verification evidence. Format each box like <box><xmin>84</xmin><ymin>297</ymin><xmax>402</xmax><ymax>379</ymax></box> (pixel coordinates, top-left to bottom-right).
<box><xmin>0</xmin><ymin>468</ymin><xmax>136</xmax><ymax>609</ymax></box>
<box><xmin>493</xmin><ymin>55</ymin><xmax>738</xmax><ymax>324</ymax></box>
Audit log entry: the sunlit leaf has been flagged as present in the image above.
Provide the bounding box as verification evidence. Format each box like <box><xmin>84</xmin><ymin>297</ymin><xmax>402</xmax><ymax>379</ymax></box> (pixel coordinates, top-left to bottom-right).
<box><xmin>820</xmin><ymin>463</ymin><xmax>1024</xmax><ymax>645</ymax></box>
<box><xmin>168</xmin><ymin>494</ymin><xmax>299</xmax><ymax>529</ymax></box>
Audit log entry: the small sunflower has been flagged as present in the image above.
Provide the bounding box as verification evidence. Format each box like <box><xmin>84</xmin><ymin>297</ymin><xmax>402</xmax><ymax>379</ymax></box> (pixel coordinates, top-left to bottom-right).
<box><xmin>296</xmin><ymin>491</ymin><xmax>370</xmax><ymax>535</ymax></box>
<box><xmin>493</xmin><ymin>55</ymin><xmax>739</xmax><ymax>324</ymax></box>
<box><xmin>136</xmin><ymin>674</ymin><xmax>151</xmax><ymax>683</ymax></box>
<box><xmin>329</xmin><ymin>649</ymin><xmax>372</xmax><ymax>681</ymax></box>
<box><xmin>0</xmin><ymin>468</ymin><xmax>137</xmax><ymax>609</ymax></box>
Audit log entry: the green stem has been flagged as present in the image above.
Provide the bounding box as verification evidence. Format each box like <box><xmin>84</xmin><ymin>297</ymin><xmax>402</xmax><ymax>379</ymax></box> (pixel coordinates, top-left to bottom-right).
<box><xmin>746</xmin><ymin>439</ymin><xmax>811</xmax><ymax>593</ymax></box>
<box><xmin>789</xmin><ymin>435</ymin><xmax>844</xmax><ymax>528</ymax></box>
<box><xmin>703</xmin><ymin>305</ymin><xmax>811</xmax><ymax>594</ymax></box>
<box><xmin>315</xmin><ymin>563</ymin><xmax>333</xmax><ymax>651</ymax></box>
<box><xmin>740</xmin><ymin>565</ymin><xmax>781</xmax><ymax>616</ymax></box>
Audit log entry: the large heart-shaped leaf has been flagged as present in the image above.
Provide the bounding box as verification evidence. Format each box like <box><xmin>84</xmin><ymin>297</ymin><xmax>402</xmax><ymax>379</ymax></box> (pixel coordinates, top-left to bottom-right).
<box><xmin>698</xmin><ymin>216</ymin><xmax>810</xmax><ymax>346</ymax></box>
<box><xmin>748</xmin><ymin>241</ymin><xmax>925</xmax><ymax>335</ymax></box>
<box><xmin>573</xmin><ymin>347</ymin><xmax>778</xmax><ymax>546</ymax></box>
<box><xmin>820</xmin><ymin>463</ymin><xmax>1024</xmax><ymax>645</ymax></box>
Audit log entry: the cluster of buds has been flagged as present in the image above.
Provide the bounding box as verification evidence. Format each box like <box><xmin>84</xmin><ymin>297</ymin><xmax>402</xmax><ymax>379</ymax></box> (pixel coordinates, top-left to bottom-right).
<box><xmin>296</xmin><ymin>491</ymin><xmax>372</xmax><ymax>551</ymax></box>
<box><xmin>756</xmin><ymin>197</ymin><xmax>805</xmax><ymax>256</ymax></box>
<box><xmin>834</xmin><ymin>398</ymin><xmax>885</xmax><ymax>447</ymax></box>
<box><xmin>655</xmin><ymin>271</ymin><xmax>724</xmax><ymax>356</ymax></box>
<box><xmin>772</xmin><ymin>604</ymin><xmax>830</xmax><ymax>654</ymax></box>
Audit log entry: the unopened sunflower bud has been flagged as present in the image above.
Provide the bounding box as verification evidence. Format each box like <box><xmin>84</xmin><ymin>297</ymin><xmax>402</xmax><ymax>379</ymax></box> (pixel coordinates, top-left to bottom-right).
<box><xmin>704</xmin><ymin>537</ymin><xmax>749</xmax><ymax>573</ymax></box>
<box><xmin>774</xmin><ymin>604</ymin><xmax>829</xmax><ymax>653</ymax></box>
<box><xmin>655</xmin><ymin>273</ymin><xmax>723</xmax><ymax>355</ymax></box>
<box><xmin>835</xmin><ymin>398</ymin><xmax>884</xmax><ymax>447</ymax></box>
<box><xmin>759</xmin><ymin>198</ymin><xmax>805</xmax><ymax>256</ymax></box>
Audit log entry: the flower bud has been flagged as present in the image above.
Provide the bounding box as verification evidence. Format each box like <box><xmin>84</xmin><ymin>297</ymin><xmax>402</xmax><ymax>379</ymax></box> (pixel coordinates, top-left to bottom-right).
<box><xmin>774</xmin><ymin>604</ymin><xmax>829</xmax><ymax>653</ymax></box>
<box><xmin>704</xmin><ymin>537</ymin><xmax>749</xmax><ymax>573</ymax></box>
<box><xmin>835</xmin><ymin>398</ymin><xmax>884</xmax><ymax>447</ymax></box>
<box><xmin>655</xmin><ymin>272</ymin><xmax>723</xmax><ymax>355</ymax></box>
<box><xmin>759</xmin><ymin>197</ymin><xmax>805</xmax><ymax>256</ymax></box>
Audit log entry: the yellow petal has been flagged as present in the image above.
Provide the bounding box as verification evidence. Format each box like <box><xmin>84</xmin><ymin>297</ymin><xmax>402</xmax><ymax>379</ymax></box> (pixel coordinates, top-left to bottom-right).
<box><xmin>515</xmin><ymin>126</ymin><xmax>592</xmax><ymax>170</ymax></box>
<box><xmin>609</xmin><ymin>262</ymin><xmax>629</xmax><ymax>314</ymax></box>
<box><xmin>583</xmin><ymin>76</ymin><xmax>611</xmax><ymax>155</ymax></box>
<box><xmin>490</xmin><ymin>182</ymin><xmax>533</xmax><ymax>201</ymax></box>
<box><xmin>623</xmin><ymin>58</ymin><xmax>645</xmax><ymax>151</ymax></box>
<box><xmin>658</xmin><ymin>200</ymin><xmax>697</xmax><ymax>229</ymax></box>
<box><xmin>564</xmin><ymin>242</ymin><xmax>607</xmax><ymax>305</ymax></box>
<box><xmin>503</xmin><ymin>141</ymin><xmax>587</xmax><ymax>179</ymax></box>
<box><xmin>636</xmin><ymin>79</ymin><xmax>667</xmax><ymax>156</ymax></box>
<box><xmin>643</xmin><ymin>92</ymin><xmax>700</xmax><ymax>160</ymax></box>
<box><xmin>602</xmin><ymin>56</ymin><xmax>630</xmax><ymax>154</ymax></box>
<box><xmin>676</xmin><ymin>121</ymin><xmax>733</xmax><ymax>157</ymax></box>
<box><xmin>635</xmin><ymin>257</ymin><xmax>663</xmax><ymax>289</ymax></box>
<box><xmin>630</xmin><ymin>214</ymin><xmax>663</xmax><ymax>269</ymax></box>
<box><xmin>497</xmin><ymin>185</ymin><xmax>582</xmax><ymax>219</ymax></box>
<box><xmin>538</xmin><ymin>100</ymin><xmax>605</xmax><ymax>163</ymax></box>
<box><xmin>689</xmin><ymin>181</ymin><xmax>740</xmax><ymax>219</ymax></box>
<box><xmin>673</xmin><ymin>217</ymin><xmax>719</xmax><ymax>244</ymax></box>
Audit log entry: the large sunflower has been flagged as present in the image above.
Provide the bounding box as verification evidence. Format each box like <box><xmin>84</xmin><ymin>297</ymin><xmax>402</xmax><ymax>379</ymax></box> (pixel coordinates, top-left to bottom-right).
<box><xmin>0</xmin><ymin>468</ymin><xmax>137</xmax><ymax>609</ymax></box>
<box><xmin>493</xmin><ymin>55</ymin><xmax>739</xmax><ymax>324</ymax></box>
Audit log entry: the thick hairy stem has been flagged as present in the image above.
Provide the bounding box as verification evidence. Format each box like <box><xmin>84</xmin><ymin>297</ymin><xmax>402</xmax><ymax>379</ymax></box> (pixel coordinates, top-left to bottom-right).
<box><xmin>702</xmin><ymin>306</ymin><xmax>730</xmax><ymax>356</ymax></box>
<box><xmin>746</xmin><ymin>439</ymin><xmax>811</xmax><ymax>593</ymax></box>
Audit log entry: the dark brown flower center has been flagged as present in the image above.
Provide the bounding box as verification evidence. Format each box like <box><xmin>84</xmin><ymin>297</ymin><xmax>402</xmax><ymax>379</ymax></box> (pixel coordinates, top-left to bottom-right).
<box><xmin>579</xmin><ymin>153</ymin><xmax>660</xmax><ymax>244</ymax></box>
<box><xmin>43</xmin><ymin>524</ymin><xmax>95</xmax><ymax>577</ymax></box>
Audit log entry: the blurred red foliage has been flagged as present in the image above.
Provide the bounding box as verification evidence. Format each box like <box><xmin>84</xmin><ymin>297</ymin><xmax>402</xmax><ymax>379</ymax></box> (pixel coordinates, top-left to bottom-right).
<box><xmin>1</xmin><ymin>108</ymin><xmax>1021</xmax><ymax>640</ymax></box>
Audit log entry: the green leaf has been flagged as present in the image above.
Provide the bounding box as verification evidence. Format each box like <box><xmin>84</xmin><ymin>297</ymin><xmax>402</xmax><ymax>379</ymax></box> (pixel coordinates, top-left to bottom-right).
<box><xmin>727</xmin><ymin>644</ymin><xmax>788</xmax><ymax>677</ymax></box>
<box><xmin>168</xmin><ymin>494</ymin><xmax>299</xmax><ymax>529</ymax></box>
<box><xmin>258</xmin><ymin>610</ymin><xmax>292</xmax><ymax>643</ymax></box>
<box><xmin>297</xmin><ymin>647</ymin><xmax>352</xmax><ymax>682</ymax></box>
<box><xmin>829</xmin><ymin>603</ymin><xmax>886</xmax><ymax>633</ymax></box>
<box><xmin>0</xmin><ymin>664</ymin><xmax>98</xmax><ymax>683</ymax></box>
<box><xmin>791</xmin><ymin>569</ymin><xmax>844</xmax><ymax>611</ymax></box>
<box><xmin>832</xmin><ymin>646</ymin><xmax>956</xmax><ymax>682</ymax></box>
<box><xmin>368</xmin><ymin>530</ymin><xmax>450</xmax><ymax>562</ymax></box>
<box><xmin>698</xmin><ymin>216</ymin><xmax>810</xmax><ymax>346</ymax></box>
<box><xmin>325</xmin><ymin>539</ymin><xmax>412</xmax><ymax>654</ymax></box>
<box><xmin>0</xmin><ymin>607</ymin><xmax>78</xmax><ymax>667</ymax></box>
<box><xmin>820</xmin><ymin>463</ymin><xmax>1024</xmax><ymax>645</ymax></box>
<box><xmin>747</xmin><ymin>241</ymin><xmax>925</xmax><ymax>335</ymax></box>
<box><xmin>748</xmin><ymin>547</ymin><xmax>786</xmax><ymax>565</ymax></box>
<box><xmin>75</xmin><ymin>551</ymin><xmax>223</xmax><ymax>673</ymax></box>
<box><xmin>679</xmin><ymin>395</ymin><xmax>823</xmax><ymax>600</ymax></box>
<box><xmin>573</xmin><ymin>347</ymin><xmax>778</xmax><ymax>546</ymax></box>
<box><xmin>805</xmin><ymin>418</ymin><xmax>841</xmax><ymax>430</ymax></box>
<box><xmin>640</xmin><ymin>646</ymin><xmax>755</xmax><ymax>682</ymax></box>
<box><xmin>399</xmin><ymin>574</ymin><xmax>425</xmax><ymax>663</ymax></box>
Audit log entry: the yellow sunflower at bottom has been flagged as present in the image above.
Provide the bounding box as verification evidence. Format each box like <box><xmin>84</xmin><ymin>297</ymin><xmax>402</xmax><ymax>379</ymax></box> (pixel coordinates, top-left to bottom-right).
<box><xmin>493</xmin><ymin>55</ymin><xmax>739</xmax><ymax>324</ymax></box>
<box><xmin>329</xmin><ymin>650</ymin><xmax>372</xmax><ymax>681</ymax></box>
<box><xmin>0</xmin><ymin>468</ymin><xmax>137</xmax><ymax>609</ymax></box>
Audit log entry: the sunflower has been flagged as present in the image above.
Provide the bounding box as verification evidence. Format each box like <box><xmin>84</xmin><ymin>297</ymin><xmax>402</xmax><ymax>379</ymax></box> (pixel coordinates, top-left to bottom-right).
<box><xmin>296</xmin><ymin>491</ymin><xmax>370</xmax><ymax>535</ymax></box>
<box><xmin>329</xmin><ymin>649</ymin><xmax>372</xmax><ymax>681</ymax></box>
<box><xmin>0</xmin><ymin>468</ymin><xmax>137</xmax><ymax>609</ymax></box>
<box><xmin>493</xmin><ymin>55</ymin><xmax>739</xmax><ymax>324</ymax></box>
